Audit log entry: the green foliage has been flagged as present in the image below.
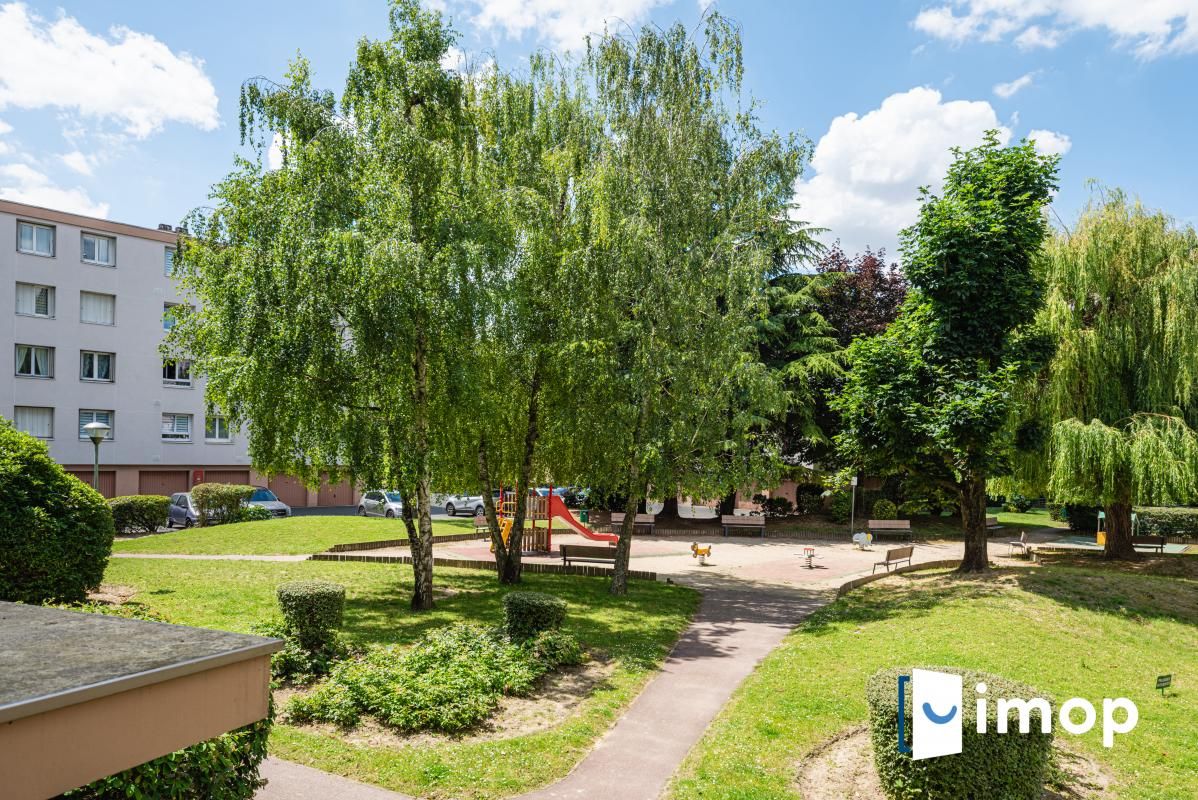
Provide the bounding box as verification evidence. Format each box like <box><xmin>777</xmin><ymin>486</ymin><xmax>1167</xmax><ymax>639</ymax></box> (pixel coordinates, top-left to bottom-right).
<box><xmin>47</xmin><ymin>600</ymin><xmax>168</xmax><ymax>623</ymax></box>
<box><xmin>871</xmin><ymin>499</ymin><xmax>898</xmax><ymax>520</ymax></box>
<box><xmin>286</xmin><ymin>624</ymin><xmax>546</xmax><ymax>733</ymax></box>
<box><xmin>752</xmin><ymin>493</ymin><xmax>795</xmax><ymax>518</ymax></box>
<box><xmin>1135</xmin><ymin>507</ymin><xmax>1198</xmax><ymax>538</ymax></box>
<box><xmin>237</xmin><ymin>504</ymin><xmax>273</xmax><ymax>523</ymax></box>
<box><xmin>529</xmin><ymin>629</ymin><xmax>585</xmax><ymax>668</ymax></box>
<box><xmin>191</xmin><ymin>483</ymin><xmax>253</xmax><ymax>527</ymax></box>
<box><xmin>828</xmin><ymin>490</ymin><xmax>852</xmax><ymax>524</ymax></box>
<box><xmin>253</xmin><ymin>619</ymin><xmax>352</xmax><ymax>684</ymax></box>
<box><xmin>792</xmin><ymin>483</ymin><xmax>824</xmax><ymax>515</ymax></box>
<box><xmin>1003</xmin><ymin>495</ymin><xmax>1035</xmax><ymax>513</ymax></box>
<box><xmin>1063</xmin><ymin>504</ymin><xmax>1100</xmax><ymax>532</ymax></box>
<box><xmin>503</xmin><ymin>591</ymin><xmax>567</xmax><ymax>640</ymax></box>
<box><xmin>867</xmin><ymin>666</ymin><xmax>1053</xmax><ymax>800</ymax></box>
<box><xmin>276</xmin><ymin>580</ymin><xmax>345</xmax><ymax>650</ymax></box>
<box><xmin>108</xmin><ymin>495</ymin><xmax>170</xmax><ymax>535</ymax></box>
<box><xmin>0</xmin><ymin>420</ymin><xmax>114</xmax><ymax>603</ymax></box>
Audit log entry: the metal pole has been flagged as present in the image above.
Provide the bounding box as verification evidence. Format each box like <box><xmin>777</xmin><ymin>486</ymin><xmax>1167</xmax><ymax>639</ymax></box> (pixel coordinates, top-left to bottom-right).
<box><xmin>850</xmin><ymin>475</ymin><xmax>858</xmax><ymax>535</ymax></box>
<box><xmin>92</xmin><ymin>439</ymin><xmax>101</xmax><ymax>491</ymax></box>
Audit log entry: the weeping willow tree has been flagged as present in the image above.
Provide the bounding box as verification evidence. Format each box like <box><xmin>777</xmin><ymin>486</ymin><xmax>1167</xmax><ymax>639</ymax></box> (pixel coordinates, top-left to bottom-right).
<box><xmin>1014</xmin><ymin>192</ymin><xmax>1198</xmax><ymax>558</ymax></box>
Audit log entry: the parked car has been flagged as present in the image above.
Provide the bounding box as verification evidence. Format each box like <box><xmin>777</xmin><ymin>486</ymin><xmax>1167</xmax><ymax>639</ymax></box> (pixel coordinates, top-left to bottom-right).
<box><xmin>359</xmin><ymin>490</ymin><xmax>405</xmax><ymax>518</ymax></box>
<box><xmin>442</xmin><ymin>493</ymin><xmax>487</xmax><ymax>517</ymax></box>
<box><xmin>166</xmin><ymin>492</ymin><xmax>200</xmax><ymax>528</ymax></box>
<box><xmin>247</xmin><ymin>487</ymin><xmax>291</xmax><ymax>518</ymax></box>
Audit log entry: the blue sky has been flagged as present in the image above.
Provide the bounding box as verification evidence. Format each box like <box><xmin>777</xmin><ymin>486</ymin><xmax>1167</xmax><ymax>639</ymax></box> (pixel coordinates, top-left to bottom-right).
<box><xmin>1</xmin><ymin>0</ymin><xmax>1196</xmax><ymax>257</ymax></box>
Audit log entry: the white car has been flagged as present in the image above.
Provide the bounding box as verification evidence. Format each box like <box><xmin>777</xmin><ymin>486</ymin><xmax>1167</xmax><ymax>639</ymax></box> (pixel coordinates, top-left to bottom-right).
<box><xmin>247</xmin><ymin>487</ymin><xmax>291</xmax><ymax>518</ymax></box>
<box><xmin>359</xmin><ymin>490</ymin><xmax>405</xmax><ymax>518</ymax></box>
<box><xmin>442</xmin><ymin>493</ymin><xmax>487</xmax><ymax>517</ymax></box>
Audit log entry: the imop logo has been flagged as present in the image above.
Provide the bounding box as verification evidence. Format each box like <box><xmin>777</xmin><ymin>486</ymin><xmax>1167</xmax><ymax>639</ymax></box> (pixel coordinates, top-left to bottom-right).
<box><xmin>900</xmin><ymin>668</ymin><xmax>963</xmax><ymax>759</ymax></box>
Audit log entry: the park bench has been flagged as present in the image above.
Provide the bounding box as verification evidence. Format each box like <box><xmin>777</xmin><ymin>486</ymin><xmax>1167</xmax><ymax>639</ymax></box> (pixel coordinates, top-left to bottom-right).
<box><xmin>561</xmin><ymin>544</ymin><xmax>618</xmax><ymax>567</ymax></box>
<box><xmin>867</xmin><ymin>519</ymin><xmax>912</xmax><ymax>541</ymax></box>
<box><xmin>873</xmin><ymin>545</ymin><xmax>914</xmax><ymax>574</ymax></box>
<box><xmin>987</xmin><ymin>515</ymin><xmax>1001</xmax><ymax>529</ymax></box>
<box><xmin>722</xmin><ymin>514</ymin><xmax>766</xmax><ymax>537</ymax></box>
<box><xmin>474</xmin><ymin>514</ymin><xmax>488</xmax><ymax>535</ymax></box>
<box><xmin>610</xmin><ymin>512</ymin><xmax>656</xmax><ymax>534</ymax></box>
<box><xmin>1131</xmin><ymin>535</ymin><xmax>1166</xmax><ymax>554</ymax></box>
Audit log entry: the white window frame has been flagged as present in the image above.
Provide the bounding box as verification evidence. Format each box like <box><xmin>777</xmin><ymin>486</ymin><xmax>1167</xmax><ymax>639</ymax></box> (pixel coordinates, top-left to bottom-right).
<box><xmin>15</xmin><ymin>344</ymin><xmax>54</xmax><ymax>378</ymax></box>
<box><xmin>80</xmin><ymin>350</ymin><xmax>115</xmax><ymax>382</ymax></box>
<box><xmin>15</xmin><ymin>282</ymin><xmax>55</xmax><ymax>318</ymax></box>
<box><xmin>17</xmin><ymin>221</ymin><xmax>55</xmax><ymax>257</ymax></box>
<box><xmin>78</xmin><ymin>409</ymin><xmax>114</xmax><ymax>440</ymax></box>
<box><xmin>81</xmin><ymin>232</ymin><xmax>116</xmax><ymax>267</ymax></box>
<box><xmin>164</xmin><ymin>247</ymin><xmax>175</xmax><ymax>276</ymax></box>
<box><xmin>161</xmin><ymin>413</ymin><xmax>192</xmax><ymax>442</ymax></box>
<box><xmin>162</xmin><ymin>359</ymin><xmax>192</xmax><ymax>387</ymax></box>
<box><xmin>13</xmin><ymin>406</ymin><xmax>53</xmax><ymax>439</ymax></box>
<box><xmin>80</xmin><ymin>291</ymin><xmax>116</xmax><ymax>326</ymax></box>
<box><xmin>205</xmin><ymin>414</ymin><xmax>232</xmax><ymax>443</ymax></box>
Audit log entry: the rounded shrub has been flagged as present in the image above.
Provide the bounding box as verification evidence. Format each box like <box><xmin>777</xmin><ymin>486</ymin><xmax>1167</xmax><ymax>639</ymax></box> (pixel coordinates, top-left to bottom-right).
<box><xmin>191</xmin><ymin>482</ymin><xmax>254</xmax><ymax>526</ymax></box>
<box><xmin>871</xmin><ymin>499</ymin><xmax>899</xmax><ymax>520</ymax></box>
<box><xmin>0</xmin><ymin>420</ymin><xmax>114</xmax><ymax>603</ymax></box>
<box><xmin>277</xmin><ymin>581</ymin><xmax>345</xmax><ymax>650</ymax></box>
<box><xmin>828</xmin><ymin>491</ymin><xmax>852</xmax><ymax>523</ymax></box>
<box><xmin>109</xmin><ymin>495</ymin><xmax>170</xmax><ymax>535</ymax></box>
<box><xmin>503</xmin><ymin>591</ymin><xmax>567</xmax><ymax>640</ymax></box>
<box><xmin>238</xmin><ymin>504</ymin><xmax>273</xmax><ymax>523</ymax></box>
<box><xmin>867</xmin><ymin>666</ymin><xmax>1053</xmax><ymax>800</ymax></box>
<box><xmin>530</xmin><ymin>629</ymin><xmax>585</xmax><ymax>667</ymax></box>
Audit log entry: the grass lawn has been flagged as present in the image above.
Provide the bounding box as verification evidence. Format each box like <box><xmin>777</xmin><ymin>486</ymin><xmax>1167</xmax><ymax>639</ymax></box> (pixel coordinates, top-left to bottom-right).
<box><xmin>112</xmin><ymin>515</ymin><xmax>477</xmax><ymax>555</ymax></box>
<box><xmin>104</xmin><ymin>557</ymin><xmax>698</xmax><ymax>799</ymax></box>
<box><xmin>668</xmin><ymin>560</ymin><xmax>1198</xmax><ymax>800</ymax></box>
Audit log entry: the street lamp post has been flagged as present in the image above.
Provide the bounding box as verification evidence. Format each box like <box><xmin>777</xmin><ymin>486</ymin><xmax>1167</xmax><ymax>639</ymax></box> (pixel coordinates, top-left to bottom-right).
<box><xmin>849</xmin><ymin>475</ymin><xmax>858</xmax><ymax>536</ymax></box>
<box><xmin>83</xmin><ymin>421</ymin><xmax>111</xmax><ymax>492</ymax></box>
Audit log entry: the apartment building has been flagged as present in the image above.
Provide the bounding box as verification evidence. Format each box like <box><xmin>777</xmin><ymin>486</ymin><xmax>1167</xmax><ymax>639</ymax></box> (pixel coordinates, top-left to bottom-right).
<box><xmin>1</xmin><ymin>199</ymin><xmax>355</xmax><ymax>508</ymax></box>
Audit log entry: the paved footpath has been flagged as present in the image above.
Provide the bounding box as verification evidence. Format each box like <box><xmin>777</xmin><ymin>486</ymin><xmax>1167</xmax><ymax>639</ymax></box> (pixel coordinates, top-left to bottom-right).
<box><xmin>257</xmin><ymin>575</ymin><xmax>830</xmax><ymax>800</ymax></box>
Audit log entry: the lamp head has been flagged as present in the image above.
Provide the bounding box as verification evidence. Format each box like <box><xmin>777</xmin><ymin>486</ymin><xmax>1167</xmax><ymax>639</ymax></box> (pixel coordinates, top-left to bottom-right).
<box><xmin>83</xmin><ymin>421</ymin><xmax>111</xmax><ymax>445</ymax></box>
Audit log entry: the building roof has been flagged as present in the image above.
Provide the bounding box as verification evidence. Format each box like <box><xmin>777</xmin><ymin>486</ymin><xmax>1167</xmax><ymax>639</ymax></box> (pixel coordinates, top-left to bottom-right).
<box><xmin>0</xmin><ymin>198</ymin><xmax>179</xmax><ymax>245</ymax></box>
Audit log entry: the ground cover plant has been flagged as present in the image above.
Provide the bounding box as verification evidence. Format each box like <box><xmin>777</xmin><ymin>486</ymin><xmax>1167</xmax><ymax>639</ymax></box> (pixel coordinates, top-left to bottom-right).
<box><xmin>668</xmin><ymin>561</ymin><xmax>1198</xmax><ymax>800</ymax></box>
<box><xmin>101</xmin><ymin>558</ymin><xmax>697</xmax><ymax>798</ymax></box>
<box><xmin>112</xmin><ymin>515</ymin><xmax>476</xmax><ymax>555</ymax></box>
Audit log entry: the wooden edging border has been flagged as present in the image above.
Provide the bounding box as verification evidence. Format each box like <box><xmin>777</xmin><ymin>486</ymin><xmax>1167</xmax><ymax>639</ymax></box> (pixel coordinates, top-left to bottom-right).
<box><xmin>835</xmin><ymin>559</ymin><xmax>962</xmax><ymax>598</ymax></box>
<box><xmin>309</xmin><ymin>551</ymin><xmax>658</xmax><ymax>581</ymax></box>
<box><xmin>327</xmin><ymin>532</ymin><xmax>489</xmax><ymax>552</ymax></box>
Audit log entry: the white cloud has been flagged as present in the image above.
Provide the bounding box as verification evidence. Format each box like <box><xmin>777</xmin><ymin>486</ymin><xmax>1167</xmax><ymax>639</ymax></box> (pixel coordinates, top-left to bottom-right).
<box><xmin>58</xmin><ymin>149</ymin><xmax>94</xmax><ymax>176</ymax></box>
<box><xmin>1028</xmin><ymin>128</ymin><xmax>1072</xmax><ymax>156</ymax></box>
<box><xmin>994</xmin><ymin>71</ymin><xmax>1035</xmax><ymax>98</ymax></box>
<box><xmin>465</xmin><ymin>0</ymin><xmax>671</xmax><ymax>50</ymax></box>
<box><xmin>0</xmin><ymin>118</ymin><xmax>11</xmax><ymax>135</ymax></box>
<box><xmin>912</xmin><ymin>1</ymin><xmax>1198</xmax><ymax>60</ymax></box>
<box><xmin>0</xmin><ymin>162</ymin><xmax>108</xmax><ymax>216</ymax></box>
<box><xmin>0</xmin><ymin>2</ymin><xmax>219</xmax><ymax>138</ymax></box>
<box><xmin>792</xmin><ymin>87</ymin><xmax>1010</xmax><ymax>258</ymax></box>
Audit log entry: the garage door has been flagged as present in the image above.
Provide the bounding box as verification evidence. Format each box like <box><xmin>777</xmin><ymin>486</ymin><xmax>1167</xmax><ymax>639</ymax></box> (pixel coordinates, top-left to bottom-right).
<box><xmin>203</xmin><ymin>470</ymin><xmax>251</xmax><ymax>486</ymax></box>
<box><xmin>317</xmin><ymin>477</ymin><xmax>353</xmax><ymax>507</ymax></box>
<box><xmin>68</xmin><ymin>470</ymin><xmax>115</xmax><ymax>498</ymax></box>
<box><xmin>139</xmin><ymin>470</ymin><xmax>189</xmax><ymax>496</ymax></box>
<box><xmin>268</xmin><ymin>475</ymin><xmax>308</xmax><ymax>508</ymax></box>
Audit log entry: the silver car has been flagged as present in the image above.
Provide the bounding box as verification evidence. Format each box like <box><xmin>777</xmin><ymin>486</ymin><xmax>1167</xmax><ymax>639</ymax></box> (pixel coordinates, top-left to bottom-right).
<box><xmin>442</xmin><ymin>493</ymin><xmax>486</xmax><ymax>517</ymax></box>
<box><xmin>247</xmin><ymin>487</ymin><xmax>291</xmax><ymax>518</ymax></box>
<box><xmin>359</xmin><ymin>490</ymin><xmax>404</xmax><ymax>518</ymax></box>
<box><xmin>166</xmin><ymin>492</ymin><xmax>200</xmax><ymax>528</ymax></box>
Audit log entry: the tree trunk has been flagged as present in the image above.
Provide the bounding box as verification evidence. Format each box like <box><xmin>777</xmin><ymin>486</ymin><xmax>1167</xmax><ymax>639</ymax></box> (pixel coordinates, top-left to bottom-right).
<box><xmin>658</xmin><ymin>493</ymin><xmax>680</xmax><ymax>520</ymax></box>
<box><xmin>957</xmin><ymin>474</ymin><xmax>990</xmax><ymax>573</ymax></box>
<box><xmin>718</xmin><ymin>490</ymin><xmax>737</xmax><ymax>516</ymax></box>
<box><xmin>409</xmin><ymin>332</ymin><xmax>435</xmax><ymax>610</ymax></box>
<box><xmin>477</xmin><ymin>436</ymin><xmax>518</xmax><ymax>583</ymax></box>
<box><xmin>506</xmin><ymin>358</ymin><xmax>544</xmax><ymax>573</ymax></box>
<box><xmin>1103</xmin><ymin>500</ymin><xmax>1140</xmax><ymax>560</ymax></box>
<box><xmin>610</xmin><ymin>490</ymin><xmax>639</xmax><ymax>596</ymax></box>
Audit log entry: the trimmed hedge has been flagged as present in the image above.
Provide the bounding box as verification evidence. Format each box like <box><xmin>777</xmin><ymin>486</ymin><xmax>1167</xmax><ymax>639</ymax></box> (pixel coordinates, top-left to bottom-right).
<box><xmin>503</xmin><ymin>591</ymin><xmax>567</xmax><ymax>640</ymax></box>
<box><xmin>238</xmin><ymin>504</ymin><xmax>273</xmax><ymax>523</ymax></box>
<box><xmin>1136</xmin><ymin>506</ymin><xmax>1198</xmax><ymax>538</ymax></box>
<box><xmin>867</xmin><ymin>666</ymin><xmax>1053</xmax><ymax>800</ymax></box>
<box><xmin>191</xmin><ymin>482</ymin><xmax>253</xmax><ymax>526</ymax></box>
<box><xmin>109</xmin><ymin>495</ymin><xmax>170</xmax><ymax>535</ymax></box>
<box><xmin>0</xmin><ymin>420</ymin><xmax>114</xmax><ymax>603</ymax></box>
<box><xmin>277</xmin><ymin>581</ymin><xmax>345</xmax><ymax>650</ymax></box>
<box><xmin>872</xmin><ymin>499</ymin><xmax>898</xmax><ymax>520</ymax></box>
<box><xmin>828</xmin><ymin>491</ymin><xmax>852</xmax><ymax>524</ymax></box>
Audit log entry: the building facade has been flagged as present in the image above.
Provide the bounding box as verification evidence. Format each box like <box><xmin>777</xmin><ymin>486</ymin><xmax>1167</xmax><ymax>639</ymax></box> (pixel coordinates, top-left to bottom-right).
<box><xmin>1</xmin><ymin>199</ymin><xmax>355</xmax><ymax>508</ymax></box>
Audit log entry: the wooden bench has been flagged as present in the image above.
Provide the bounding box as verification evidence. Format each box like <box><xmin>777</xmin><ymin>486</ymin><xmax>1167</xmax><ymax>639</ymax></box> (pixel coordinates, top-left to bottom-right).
<box><xmin>721</xmin><ymin>514</ymin><xmax>766</xmax><ymax>537</ymax></box>
<box><xmin>560</xmin><ymin>544</ymin><xmax>618</xmax><ymax>566</ymax></box>
<box><xmin>987</xmin><ymin>515</ymin><xmax>1001</xmax><ymax>528</ymax></box>
<box><xmin>610</xmin><ymin>512</ymin><xmax>656</xmax><ymax>534</ymax></box>
<box><xmin>873</xmin><ymin>545</ymin><xmax>914</xmax><ymax>574</ymax></box>
<box><xmin>473</xmin><ymin>514</ymin><xmax>488</xmax><ymax>535</ymax></box>
<box><xmin>1132</xmin><ymin>535</ymin><xmax>1166</xmax><ymax>554</ymax></box>
<box><xmin>867</xmin><ymin>519</ymin><xmax>912</xmax><ymax>541</ymax></box>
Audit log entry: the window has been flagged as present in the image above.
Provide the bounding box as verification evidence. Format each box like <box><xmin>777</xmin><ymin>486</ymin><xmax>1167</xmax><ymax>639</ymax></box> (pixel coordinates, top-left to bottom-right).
<box><xmin>80</xmin><ymin>350</ymin><xmax>115</xmax><ymax>382</ymax></box>
<box><xmin>161</xmin><ymin>413</ymin><xmax>192</xmax><ymax>442</ymax></box>
<box><xmin>250</xmin><ymin>488</ymin><xmax>277</xmax><ymax>502</ymax></box>
<box><xmin>81</xmin><ymin>233</ymin><xmax>115</xmax><ymax>266</ymax></box>
<box><xmin>17</xmin><ymin>221</ymin><xmax>54</xmax><ymax>256</ymax></box>
<box><xmin>164</xmin><ymin>247</ymin><xmax>174</xmax><ymax>276</ymax></box>
<box><xmin>15</xmin><ymin>344</ymin><xmax>53</xmax><ymax>377</ymax></box>
<box><xmin>162</xmin><ymin>359</ymin><xmax>192</xmax><ymax>387</ymax></box>
<box><xmin>15</xmin><ymin>283</ymin><xmax>54</xmax><ymax>318</ymax></box>
<box><xmin>14</xmin><ymin>406</ymin><xmax>53</xmax><ymax>438</ymax></box>
<box><xmin>78</xmin><ymin>409</ymin><xmax>114</xmax><ymax>440</ymax></box>
<box><xmin>80</xmin><ymin>292</ymin><xmax>116</xmax><ymax>325</ymax></box>
<box><xmin>205</xmin><ymin>414</ymin><xmax>231</xmax><ymax>442</ymax></box>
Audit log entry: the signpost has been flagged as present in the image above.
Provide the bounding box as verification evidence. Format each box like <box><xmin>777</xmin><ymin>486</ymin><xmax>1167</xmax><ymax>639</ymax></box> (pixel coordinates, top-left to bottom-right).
<box><xmin>1156</xmin><ymin>674</ymin><xmax>1172</xmax><ymax>696</ymax></box>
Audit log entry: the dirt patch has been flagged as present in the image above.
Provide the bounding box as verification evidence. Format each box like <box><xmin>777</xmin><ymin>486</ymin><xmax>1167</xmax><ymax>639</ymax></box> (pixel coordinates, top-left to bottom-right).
<box><xmin>88</xmin><ymin>584</ymin><xmax>139</xmax><ymax>604</ymax></box>
<box><xmin>795</xmin><ymin>726</ymin><xmax>1114</xmax><ymax>800</ymax></box>
<box><xmin>278</xmin><ymin>656</ymin><xmax>616</xmax><ymax>748</ymax></box>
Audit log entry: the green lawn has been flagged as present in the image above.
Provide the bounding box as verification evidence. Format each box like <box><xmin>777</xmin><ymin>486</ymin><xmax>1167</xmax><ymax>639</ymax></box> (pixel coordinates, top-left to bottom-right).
<box><xmin>104</xmin><ymin>558</ymin><xmax>698</xmax><ymax>799</ymax></box>
<box><xmin>113</xmin><ymin>515</ymin><xmax>477</xmax><ymax>555</ymax></box>
<box><xmin>668</xmin><ymin>561</ymin><xmax>1198</xmax><ymax>800</ymax></box>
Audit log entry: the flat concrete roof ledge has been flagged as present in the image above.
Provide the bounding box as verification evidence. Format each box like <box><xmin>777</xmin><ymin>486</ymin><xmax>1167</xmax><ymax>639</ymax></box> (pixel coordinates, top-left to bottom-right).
<box><xmin>0</xmin><ymin>602</ymin><xmax>282</xmax><ymax>800</ymax></box>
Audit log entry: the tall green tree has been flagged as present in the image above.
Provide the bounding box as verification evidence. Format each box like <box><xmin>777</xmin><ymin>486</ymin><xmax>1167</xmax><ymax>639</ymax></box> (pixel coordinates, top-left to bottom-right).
<box><xmin>169</xmin><ymin>1</ymin><xmax>503</xmax><ymax>609</ymax></box>
<box><xmin>1011</xmin><ymin>192</ymin><xmax>1198</xmax><ymax>558</ymax></box>
<box><xmin>835</xmin><ymin>133</ymin><xmax>1059</xmax><ymax>572</ymax></box>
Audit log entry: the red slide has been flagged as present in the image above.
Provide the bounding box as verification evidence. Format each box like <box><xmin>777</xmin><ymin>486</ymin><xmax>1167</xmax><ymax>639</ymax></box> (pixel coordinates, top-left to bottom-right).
<box><xmin>547</xmin><ymin>495</ymin><xmax>619</xmax><ymax>544</ymax></box>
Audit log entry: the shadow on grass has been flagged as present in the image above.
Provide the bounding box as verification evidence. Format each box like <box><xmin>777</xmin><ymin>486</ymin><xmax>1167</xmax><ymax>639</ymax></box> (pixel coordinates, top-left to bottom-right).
<box><xmin>1012</xmin><ymin>559</ymin><xmax>1198</xmax><ymax>625</ymax></box>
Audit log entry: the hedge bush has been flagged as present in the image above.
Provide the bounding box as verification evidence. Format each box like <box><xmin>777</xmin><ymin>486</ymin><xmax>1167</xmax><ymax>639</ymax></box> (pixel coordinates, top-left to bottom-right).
<box><xmin>1003</xmin><ymin>494</ymin><xmax>1035</xmax><ymax>513</ymax></box>
<box><xmin>0</xmin><ymin>421</ymin><xmax>114</xmax><ymax>603</ymax></box>
<box><xmin>1135</xmin><ymin>506</ymin><xmax>1198</xmax><ymax>538</ymax></box>
<box><xmin>277</xmin><ymin>581</ymin><xmax>345</xmax><ymax>651</ymax></box>
<box><xmin>871</xmin><ymin>499</ymin><xmax>898</xmax><ymax>520</ymax></box>
<box><xmin>530</xmin><ymin>629</ymin><xmax>586</xmax><ymax>668</ymax></box>
<box><xmin>253</xmin><ymin>619</ymin><xmax>351</xmax><ymax>685</ymax></box>
<box><xmin>828</xmin><ymin>490</ymin><xmax>852</xmax><ymax>524</ymax></box>
<box><xmin>108</xmin><ymin>495</ymin><xmax>170</xmax><ymax>535</ymax></box>
<box><xmin>867</xmin><ymin>666</ymin><xmax>1053</xmax><ymax>800</ymax></box>
<box><xmin>752</xmin><ymin>493</ymin><xmax>794</xmax><ymax>518</ymax></box>
<box><xmin>238</xmin><ymin>504</ymin><xmax>273</xmax><ymax>523</ymax></box>
<box><xmin>503</xmin><ymin>591</ymin><xmax>567</xmax><ymax>640</ymax></box>
<box><xmin>191</xmin><ymin>482</ymin><xmax>253</xmax><ymax>526</ymax></box>
<box><xmin>793</xmin><ymin>483</ymin><xmax>824</xmax><ymax>515</ymax></box>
